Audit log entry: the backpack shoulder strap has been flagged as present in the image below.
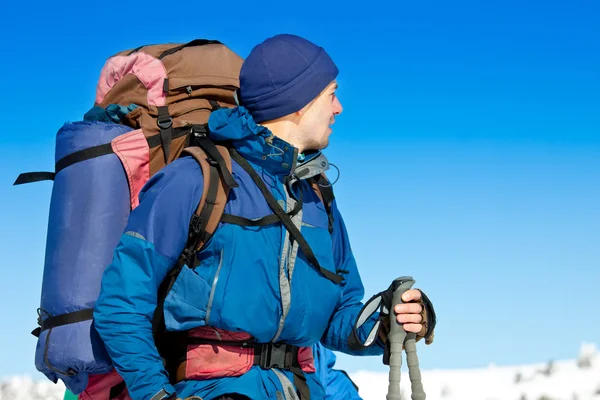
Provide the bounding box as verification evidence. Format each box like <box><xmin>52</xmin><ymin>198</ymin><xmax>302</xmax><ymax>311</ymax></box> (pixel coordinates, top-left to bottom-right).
<box><xmin>152</xmin><ymin>142</ymin><xmax>234</xmax><ymax>340</ymax></box>
<box><xmin>229</xmin><ymin>148</ymin><xmax>344</xmax><ymax>285</ymax></box>
<box><xmin>310</xmin><ymin>174</ymin><xmax>335</xmax><ymax>234</ymax></box>
<box><xmin>182</xmin><ymin>143</ymin><xmax>234</xmax><ymax>258</ymax></box>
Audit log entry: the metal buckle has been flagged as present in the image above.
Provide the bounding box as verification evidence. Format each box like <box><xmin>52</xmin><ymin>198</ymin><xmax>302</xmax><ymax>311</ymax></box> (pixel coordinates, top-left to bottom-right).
<box><xmin>259</xmin><ymin>343</ymin><xmax>292</xmax><ymax>370</ymax></box>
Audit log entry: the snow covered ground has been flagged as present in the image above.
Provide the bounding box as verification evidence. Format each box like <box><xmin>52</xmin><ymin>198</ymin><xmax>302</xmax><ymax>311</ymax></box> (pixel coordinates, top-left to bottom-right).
<box><xmin>0</xmin><ymin>375</ymin><xmax>65</xmax><ymax>400</ymax></box>
<box><xmin>352</xmin><ymin>342</ymin><xmax>600</xmax><ymax>400</ymax></box>
<box><xmin>1</xmin><ymin>343</ymin><xmax>597</xmax><ymax>400</ymax></box>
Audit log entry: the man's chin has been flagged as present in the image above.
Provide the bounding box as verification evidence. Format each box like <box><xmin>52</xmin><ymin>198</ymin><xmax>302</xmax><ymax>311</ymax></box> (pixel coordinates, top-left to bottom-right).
<box><xmin>319</xmin><ymin>139</ymin><xmax>330</xmax><ymax>151</ymax></box>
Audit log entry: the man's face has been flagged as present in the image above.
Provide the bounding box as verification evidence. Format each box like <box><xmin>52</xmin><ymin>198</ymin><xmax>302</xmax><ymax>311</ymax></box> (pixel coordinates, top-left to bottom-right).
<box><xmin>298</xmin><ymin>81</ymin><xmax>343</xmax><ymax>151</ymax></box>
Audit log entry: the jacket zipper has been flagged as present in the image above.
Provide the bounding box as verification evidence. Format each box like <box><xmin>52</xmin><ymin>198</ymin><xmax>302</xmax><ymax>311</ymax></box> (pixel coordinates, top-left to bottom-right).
<box><xmin>205</xmin><ymin>249</ymin><xmax>224</xmax><ymax>324</ymax></box>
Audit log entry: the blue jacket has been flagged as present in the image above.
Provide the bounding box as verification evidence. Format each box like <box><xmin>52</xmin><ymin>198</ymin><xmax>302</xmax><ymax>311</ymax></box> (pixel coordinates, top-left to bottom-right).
<box><xmin>94</xmin><ymin>107</ymin><xmax>382</xmax><ymax>400</ymax></box>
<box><xmin>314</xmin><ymin>344</ymin><xmax>362</xmax><ymax>400</ymax></box>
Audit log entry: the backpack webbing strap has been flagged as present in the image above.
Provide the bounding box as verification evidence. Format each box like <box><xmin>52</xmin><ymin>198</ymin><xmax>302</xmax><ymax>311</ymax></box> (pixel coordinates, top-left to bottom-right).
<box><xmin>229</xmin><ymin>148</ymin><xmax>344</xmax><ymax>285</ymax></box>
<box><xmin>208</xmin><ymin>100</ymin><xmax>221</xmax><ymax>111</ymax></box>
<box><xmin>127</xmin><ymin>44</ymin><xmax>147</xmax><ymax>55</ymax></box>
<box><xmin>184</xmin><ymin>145</ymin><xmax>234</xmax><ymax>252</ymax></box>
<box><xmin>109</xmin><ymin>380</ymin><xmax>127</xmax><ymax>399</ymax></box>
<box><xmin>309</xmin><ymin>174</ymin><xmax>335</xmax><ymax>235</ymax></box>
<box><xmin>220</xmin><ymin>196</ymin><xmax>302</xmax><ymax>227</ymax></box>
<box><xmin>31</xmin><ymin>308</ymin><xmax>95</xmax><ymax>338</ymax></box>
<box><xmin>14</xmin><ymin>143</ymin><xmax>114</xmax><ymax>185</ymax></box>
<box><xmin>158</xmin><ymin>39</ymin><xmax>222</xmax><ymax>59</ymax></box>
<box><xmin>191</xmin><ymin>128</ymin><xmax>238</xmax><ymax>190</ymax></box>
<box><xmin>14</xmin><ymin>172</ymin><xmax>55</xmax><ymax>185</ymax></box>
<box><xmin>157</xmin><ymin>106</ymin><xmax>173</xmax><ymax>164</ymax></box>
<box><xmin>15</xmin><ymin>125</ymin><xmax>201</xmax><ymax>186</ymax></box>
<box><xmin>30</xmin><ymin>308</ymin><xmax>94</xmax><ymax>377</ymax></box>
<box><xmin>148</xmin><ymin>125</ymin><xmax>196</xmax><ymax>148</ymax></box>
<box><xmin>220</xmin><ymin>213</ymin><xmax>281</xmax><ymax>226</ymax></box>
<box><xmin>292</xmin><ymin>366</ymin><xmax>311</xmax><ymax>400</ymax></box>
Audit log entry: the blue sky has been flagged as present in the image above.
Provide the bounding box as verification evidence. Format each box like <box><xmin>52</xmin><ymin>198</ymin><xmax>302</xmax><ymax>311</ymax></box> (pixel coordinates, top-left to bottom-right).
<box><xmin>1</xmin><ymin>0</ymin><xmax>598</xmax><ymax>380</ymax></box>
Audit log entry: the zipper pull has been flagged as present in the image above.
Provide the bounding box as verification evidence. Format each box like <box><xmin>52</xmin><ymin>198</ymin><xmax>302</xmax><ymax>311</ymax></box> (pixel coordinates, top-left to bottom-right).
<box><xmin>186</xmin><ymin>86</ymin><xmax>193</xmax><ymax>95</ymax></box>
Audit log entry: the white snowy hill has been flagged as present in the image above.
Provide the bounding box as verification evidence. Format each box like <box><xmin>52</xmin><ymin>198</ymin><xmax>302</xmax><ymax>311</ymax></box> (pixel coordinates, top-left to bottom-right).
<box><xmin>352</xmin><ymin>342</ymin><xmax>600</xmax><ymax>400</ymax></box>
<box><xmin>1</xmin><ymin>343</ymin><xmax>598</xmax><ymax>400</ymax></box>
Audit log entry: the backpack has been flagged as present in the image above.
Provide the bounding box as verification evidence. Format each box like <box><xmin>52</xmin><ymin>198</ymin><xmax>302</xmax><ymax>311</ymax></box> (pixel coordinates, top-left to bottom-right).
<box><xmin>16</xmin><ymin>39</ymin><xmax>338</xmax><ymax>399</ymax></box>
<box><xmin>15</xmin><ymin>39</ymin><xmax>243</xmax><ymax>398</ymax></box>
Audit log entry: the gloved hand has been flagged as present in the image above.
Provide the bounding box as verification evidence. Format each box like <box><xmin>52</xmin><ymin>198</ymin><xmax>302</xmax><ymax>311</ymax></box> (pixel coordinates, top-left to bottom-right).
<box><xmin>348</xmin><ymin>281</ymin><xmax>436</xmax><ymax>354</ymax></box>
<box><xmin>378</xmin><ymin>288</ymin><xmax>436</xmax><ymax>345</ymax></box>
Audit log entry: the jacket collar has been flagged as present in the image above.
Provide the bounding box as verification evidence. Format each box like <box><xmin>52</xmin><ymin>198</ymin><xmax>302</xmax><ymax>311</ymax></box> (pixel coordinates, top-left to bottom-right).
<box><xmin>208</xmin><ymin>106</ymin><xmax>296</xmax><ymax>175</ymax></box>
<box><xmin>208</xmin><ymin>106</ymin><xmax>330</xmax><ymax>180</ymax></box>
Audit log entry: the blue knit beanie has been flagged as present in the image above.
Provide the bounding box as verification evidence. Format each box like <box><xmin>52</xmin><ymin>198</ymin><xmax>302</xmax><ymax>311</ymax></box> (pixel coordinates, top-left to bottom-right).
<box><xmin>239</xmin><ymin>34</ymin><xmax>339</xmax><ymax>123</ymax></box>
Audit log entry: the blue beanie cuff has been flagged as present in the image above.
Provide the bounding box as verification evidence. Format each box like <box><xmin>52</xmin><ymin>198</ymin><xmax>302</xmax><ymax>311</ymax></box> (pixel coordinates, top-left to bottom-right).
<box><xmin>243</xmin><ymin>48</ymin><xmax>339</xmax><ymax>123</ymax></box>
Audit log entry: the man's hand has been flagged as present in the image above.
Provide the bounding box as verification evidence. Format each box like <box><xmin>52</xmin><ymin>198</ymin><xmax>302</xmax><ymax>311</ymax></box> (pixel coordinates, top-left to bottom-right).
<box><xmin>378</xmin><ymin>288</ymin><xmax>435</xmax><ymax>346</ymax></box>
<box><xmin>394</xmin><ymin>289</ymin><xmax>424</xmax><ymax>334</ymax></box>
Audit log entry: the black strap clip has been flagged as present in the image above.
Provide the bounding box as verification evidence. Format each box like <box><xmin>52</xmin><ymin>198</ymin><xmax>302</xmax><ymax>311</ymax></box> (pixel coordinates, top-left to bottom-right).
<box><xmin>188</xmin><ymin>214</ymin><xmax>204</xmax><ymax>237</ymax></box>
<box><xmin>157</xmin><ymin>116</ymin><xmax>173</xmax><ymax>130</ymax></box>
<box><xmin>257</xmin><ymin>343</ymin><xmax>294</xmax><ymax>370</ymax></box>
<box><xmin>192</xmin><ymin>124</ymin><xmax>208</xmax><ymax>139</ymax></box>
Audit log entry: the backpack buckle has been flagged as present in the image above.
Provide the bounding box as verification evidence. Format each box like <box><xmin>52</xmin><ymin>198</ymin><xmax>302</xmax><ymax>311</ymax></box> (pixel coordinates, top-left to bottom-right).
<box><xmin>193</xmin><ymin>125</ymin><xmax>208</xmax><ymax>138</ymax></box>
<box><xmin>157</xmin><ymin>117</ymin><xmax>173</xmax><ymax>130</ymax></box>
<box><xmin>257</xmin><ymin>343</ymin><xmax>294</xmax><ymax>370</ymax></box>
<box><xmin>189</xmin><ymin>215</ymin><xmax>204</xmax><ymax>236</ymax></box>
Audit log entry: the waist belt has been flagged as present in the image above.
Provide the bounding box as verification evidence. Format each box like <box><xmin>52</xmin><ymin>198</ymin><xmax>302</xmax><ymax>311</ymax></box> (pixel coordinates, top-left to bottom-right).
<box><xmin>175</xmin><ymin>341</ymin><xmax>302</xmax><ymax>383</ymax></box>
<box><xmin>174</xmin><ymin>340</ymin><xmax>311</xmax><ymax>399</ymax></box>
<box><xmin>164</xmin><ymin>327</ymin><xmax>313</xmax><ymax>400</ymax></box>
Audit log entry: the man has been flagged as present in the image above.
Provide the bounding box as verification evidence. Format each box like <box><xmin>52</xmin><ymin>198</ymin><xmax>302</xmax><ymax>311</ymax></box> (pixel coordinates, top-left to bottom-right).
<box><xmin>64</xmin><ymin>345</ymin><xmax>360</xmax><ymax>400</ymax></box>
<box><xmin>94</xmin><ymin>34</ymin><xmax>434</xmax><ymax>400</ymax></box>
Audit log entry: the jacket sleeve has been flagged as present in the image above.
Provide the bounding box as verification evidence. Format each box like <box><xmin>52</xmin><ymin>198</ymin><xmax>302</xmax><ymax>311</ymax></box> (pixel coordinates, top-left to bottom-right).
<box><xmin>93</xmin><ymin>157</ymin><xmax>204</xmax><ymax>400</ymax></box>
<box><xmin>321</xmin><ymin>200</ymin><xmax>385</xmax><ymax>356</ymax></box>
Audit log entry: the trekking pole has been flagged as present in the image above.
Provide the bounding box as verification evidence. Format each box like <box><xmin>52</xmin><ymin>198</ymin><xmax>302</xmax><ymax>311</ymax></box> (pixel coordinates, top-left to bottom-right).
<box><xmin>386</xmin><ymin>276</ymin><xmax>426</xmax><ymax>400</ymax></box>
<box><xmin>405</xmin><ymin>330</ymin><xmax>426</xmax><ymax>400</ymax></box>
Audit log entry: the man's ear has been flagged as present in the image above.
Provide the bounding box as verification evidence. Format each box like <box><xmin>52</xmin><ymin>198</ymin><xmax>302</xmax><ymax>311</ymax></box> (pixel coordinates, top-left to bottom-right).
<box><xmin>296</xmin><ymin>99</ymin><xmax>314</xmax><ymax>119</ymax></box>
<box><xmin>291</xmin><ymin>107</ymin><xmax>306</xmax><ymax>124</ymax></box>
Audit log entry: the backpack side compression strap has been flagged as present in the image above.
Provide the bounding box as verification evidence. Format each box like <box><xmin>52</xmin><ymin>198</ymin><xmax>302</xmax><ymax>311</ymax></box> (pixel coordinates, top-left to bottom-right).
<box><xmin>13</xmin><ymin>143</ymin><xmax>114</xmax><ymax>185</ymax></box>
<box><xmin>14</xmin><ymin>126</ymin><xmax>195</xmax><ymax>186</ymax></box>
<box><xmin>14</xmin><ymin>172</ymin><xmax>56</xmax><ymax>185</ymax></box>
<box><xmin>31</xmin><ymin>308</ymin><xmax>95</xmax><ymax>338</ymax></box>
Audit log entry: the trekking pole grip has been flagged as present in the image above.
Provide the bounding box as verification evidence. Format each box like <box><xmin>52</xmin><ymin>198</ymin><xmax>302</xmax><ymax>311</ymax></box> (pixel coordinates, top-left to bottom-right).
<box><xmin>386</xmin><ymin>276</ymin><xmax>415</xmax><ymax>400</ymax></box>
